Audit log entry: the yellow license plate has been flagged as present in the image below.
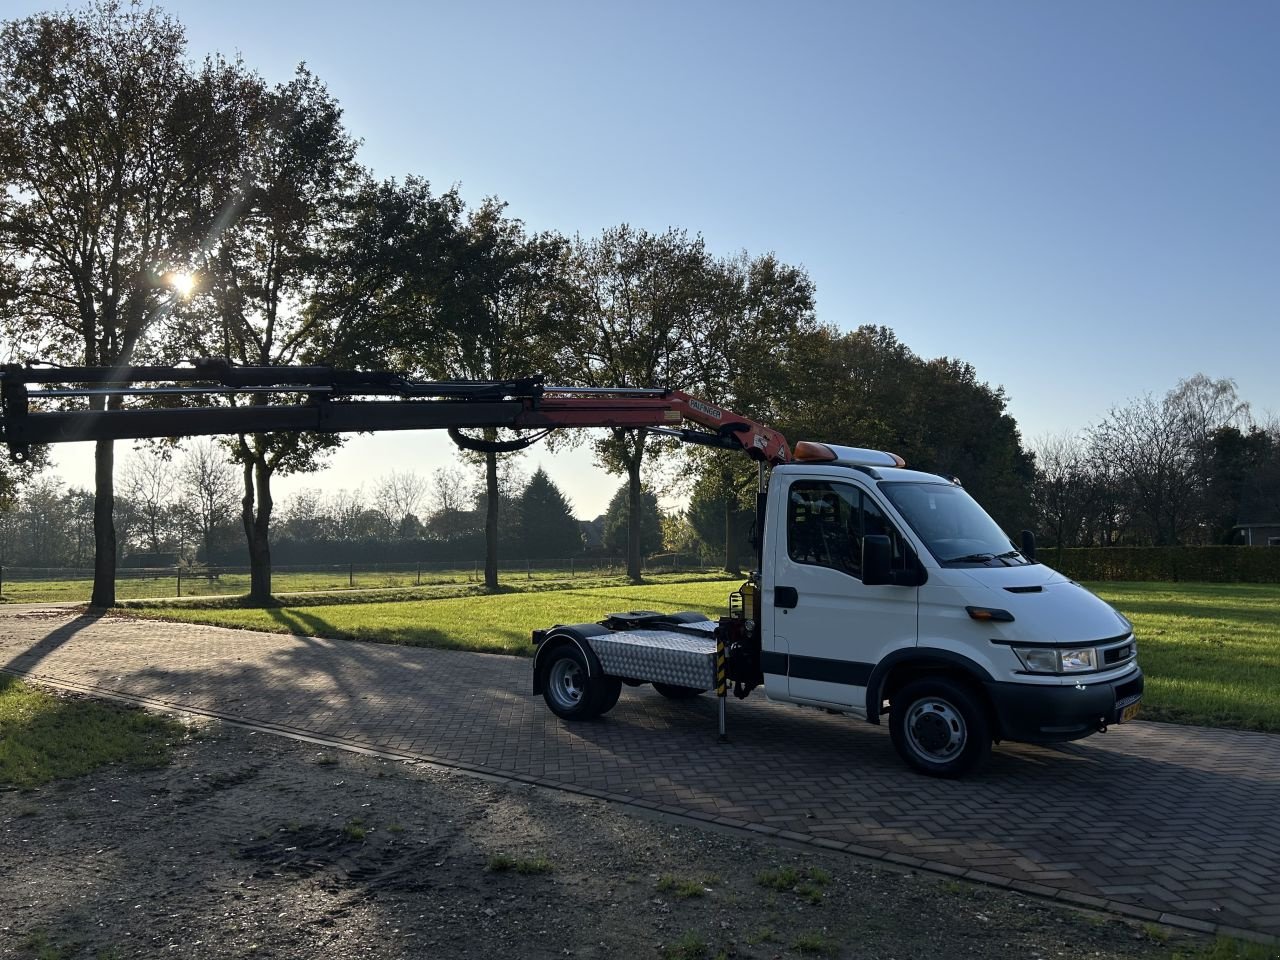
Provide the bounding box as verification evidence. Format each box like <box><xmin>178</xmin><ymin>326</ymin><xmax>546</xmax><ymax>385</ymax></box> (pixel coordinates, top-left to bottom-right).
<box><xmin>1119</xmin><ymin>701</ymin><xmax>1141</xmax><ymax>723</ymax></box>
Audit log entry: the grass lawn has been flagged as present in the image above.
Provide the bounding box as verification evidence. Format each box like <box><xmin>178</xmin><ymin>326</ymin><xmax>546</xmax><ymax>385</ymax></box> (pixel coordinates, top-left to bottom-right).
<box><xmin>128</xmin><ymin>577</ymin><xmax>742</xmax><ymax>657</ymax></box>
<box><xmin>0</xmin><ymin>562</ymin><xmax>651</xmax><ymax>603</ymax></box>
<box><xmin>1088</xmin><ymin>582</ymin><xmax>1280</xmax><ymax>733</ymax></box>
<box><xmin>0</xmin><ymin>675</ymin><xmax>186</xmax><ymax>788</ymax></box>
<box><xmin>128</xmin><ymin>578</ymin><xmax>1280</xmax><ymax>732</ymax></box>
<box><xmin>0</xmin><ymin>569</ymin><xmax>450</xmax><ymax>603</ymax></box>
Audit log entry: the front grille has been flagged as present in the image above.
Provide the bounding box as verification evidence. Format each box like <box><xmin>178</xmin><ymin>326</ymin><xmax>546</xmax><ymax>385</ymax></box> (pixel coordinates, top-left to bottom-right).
<box><xmin>1098</xmin><ymin>634</ymin><xmax>1137</xmax><ymax>669</ymax></box>
<box><xmin>1104</xmin><ymin>643</ymin><xmax>1133</xmax><ymax>665</ymax></box>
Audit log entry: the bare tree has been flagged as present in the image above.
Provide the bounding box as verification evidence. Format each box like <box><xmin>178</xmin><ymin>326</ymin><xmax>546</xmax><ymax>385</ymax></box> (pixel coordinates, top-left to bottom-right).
<box><xmin>1169</xmin><ymin>375</ymin><xmax>1250</xmax><ymax>541</ymax></box>
<box><xmin>1031</xmin><ymin>432</ymin><xmax>1091</xmax><ymax>549</ymax></box>
<box><xmin>1088</xmin><ymin>393</ymin><xmax>1198</xmax><ymax>545</ymax></box>
<box><xmin>177</xmin><ymin>439</ymin><xmax>238</xmax><ymax>563</ymax></box>
<box><xmin>373</xmin><ymin>470</ymin><xmax>428</xmax><ymax>538</ymax></box>
<box><xmin>424</xmin><ymin>467</ymin><xmax>478</xmax><ymax>542</ymax></box>
<box><xmin>121</xmin><ymin>450</ymin><xmax>177</xmax><ymax>556</ymax></box>
<box><xmin>429</xmin><ymin>467</ymin><xmax>469</xmax><ymax>515</ymax></box>
<box><xmin>1170</xmin><ymin>374</ymin><xmax>1250</xmax><ymax>445</ymax></box>
<box><xmin>1087</xmin><ymin>376</ymin><xmax>1253</xmax><ymax>546</ymax></box>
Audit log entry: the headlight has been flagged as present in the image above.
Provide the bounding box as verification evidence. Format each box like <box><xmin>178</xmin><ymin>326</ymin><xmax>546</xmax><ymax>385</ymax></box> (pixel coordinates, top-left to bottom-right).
<box><xmin>1014</xmin><ymin>647</ymin><xmax>1060</xmax><ymax>673</ymax></box>
<box><xmin>1013</xmin><ymin>646</ymin><xmax>1098</xmax><ymax>674</ymax></box>
<box><xmin>1059</xmin><ymin>648</ymin><xmax>1098</xmax><ymax>672</ymax></box>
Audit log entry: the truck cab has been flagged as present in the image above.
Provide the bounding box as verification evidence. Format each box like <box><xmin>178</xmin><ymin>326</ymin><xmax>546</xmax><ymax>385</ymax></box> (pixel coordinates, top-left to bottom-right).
<box><xmin>757</xmin><ymin>442</ymin><xmax>1143</xmax><ymax>775</ymax></box>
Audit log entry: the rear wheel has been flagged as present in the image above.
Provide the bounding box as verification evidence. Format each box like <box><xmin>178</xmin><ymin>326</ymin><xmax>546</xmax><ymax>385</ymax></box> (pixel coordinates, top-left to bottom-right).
<box><xmin>543</xmin><ymin>645</ymin><xmax>617</xmax><ymax>720</ymax></box>
<box><xmin>653</xmin><ymin>682</ymin><xmax>706</xmax><ymax>700</ymax></box>
<box><xmin>889</xmin><ymin>677</ymin><xmax>991</xmax><ymax>778</ymax></box>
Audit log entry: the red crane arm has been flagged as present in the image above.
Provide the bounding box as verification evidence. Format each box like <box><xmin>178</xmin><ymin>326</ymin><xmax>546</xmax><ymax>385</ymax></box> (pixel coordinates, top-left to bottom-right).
<box><xmin>516</xmin><ymin>387</ymin><xmax>790</xmax><ymax>465</ymax></box>
<box><xmin>0</xmin><ymin>362</ymin><xmax>791</xmax><ymax>466</ymax></box>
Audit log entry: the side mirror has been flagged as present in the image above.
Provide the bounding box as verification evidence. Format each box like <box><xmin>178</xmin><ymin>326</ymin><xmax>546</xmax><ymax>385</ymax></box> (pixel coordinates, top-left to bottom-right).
<box><xmin>1020</xmin><ymin>529</ymin><xmax>1037</xmax><ymax>561</ymax></box>
<box><xmin>862</xmin><ymin>535</ymin><xmax>892</xmax><ymax>585</ymax></box>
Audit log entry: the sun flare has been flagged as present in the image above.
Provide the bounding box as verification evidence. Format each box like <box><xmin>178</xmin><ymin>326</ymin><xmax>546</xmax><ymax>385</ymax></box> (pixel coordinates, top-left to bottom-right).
<box><xmin>167</xmin><ymin>271</ymin><xmax>197</xmax><ymax>299</ymax></box>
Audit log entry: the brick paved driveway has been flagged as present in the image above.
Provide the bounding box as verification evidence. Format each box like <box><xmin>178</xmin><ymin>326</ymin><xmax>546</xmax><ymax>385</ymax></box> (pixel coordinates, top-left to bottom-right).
<box><xmin>2</xmin><ymin>604</ymin><xmax>1278</xmax><ymax>941</ymax></box>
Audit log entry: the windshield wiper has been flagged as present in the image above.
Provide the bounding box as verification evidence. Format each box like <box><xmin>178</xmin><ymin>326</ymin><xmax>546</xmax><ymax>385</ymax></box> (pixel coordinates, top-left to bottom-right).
<box><xmin>943</xmin><ymin>552</ymin><xmax>997</xmax><ymax>564</ymax></box>
<box><xmin>994</xmin><ymin>549</ymin><xmax>1035</xmax><ymax>565</ymax></box>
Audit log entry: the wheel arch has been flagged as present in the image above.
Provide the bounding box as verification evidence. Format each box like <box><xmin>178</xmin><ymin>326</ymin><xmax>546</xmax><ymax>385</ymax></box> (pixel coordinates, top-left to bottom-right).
<box><xmin>865</xmin><ymin>647</ymin><xmax>995</xmax><ymax>726</ymax></box>
<box><xmin>532</xmin><ymin>623</ymin><xmax>609</xmax><ymax>695</ymax></box>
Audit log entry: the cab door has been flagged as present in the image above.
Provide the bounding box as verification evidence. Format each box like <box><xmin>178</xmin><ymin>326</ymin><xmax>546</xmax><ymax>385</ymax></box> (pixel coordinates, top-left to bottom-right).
<box><xmin>770</xmin><ymin>477</ymin><xmax>918</xmax><ymax>708</ymax></box>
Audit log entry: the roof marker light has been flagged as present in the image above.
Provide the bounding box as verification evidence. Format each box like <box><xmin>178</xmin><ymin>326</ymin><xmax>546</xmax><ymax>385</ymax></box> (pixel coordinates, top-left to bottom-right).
<box><xmin>794</xmin><ymin>440</ymin><xmax>838</xmax><ymax>463</ymax></box>
<box><xmin>793</xmin><ymin>442</ymin><xmax>907</xmax><ymax>468</ymax></box>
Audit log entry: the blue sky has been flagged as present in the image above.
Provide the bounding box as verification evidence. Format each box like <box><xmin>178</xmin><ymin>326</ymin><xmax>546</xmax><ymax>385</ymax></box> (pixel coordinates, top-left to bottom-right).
<box><xmin>20</xmin><ymin>0</ymin><xmax>1280</xmax><ymax>518</ymax></box>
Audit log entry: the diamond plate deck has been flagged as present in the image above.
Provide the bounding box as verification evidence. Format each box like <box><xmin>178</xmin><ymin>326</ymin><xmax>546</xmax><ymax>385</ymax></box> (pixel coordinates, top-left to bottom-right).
<box><xmin>587</xmin><ymin>620</ymin><xmax>718</xmax><ymax>690</ymax></box>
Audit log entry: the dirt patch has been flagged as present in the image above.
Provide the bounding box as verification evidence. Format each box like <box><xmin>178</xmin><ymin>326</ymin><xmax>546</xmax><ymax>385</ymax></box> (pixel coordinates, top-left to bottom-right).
<box><xmin>1</xmin><ymin>722</ymin><xmax>1211</xmax><ymax>960</ymax></box>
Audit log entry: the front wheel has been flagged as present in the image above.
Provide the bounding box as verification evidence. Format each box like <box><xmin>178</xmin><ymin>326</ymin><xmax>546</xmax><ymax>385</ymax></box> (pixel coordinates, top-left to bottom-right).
<box><xmin>889</xmin><ymin>677</ymin><xmax>992</xmax><ymax>778</ymax></box>
<box><xmin>542</xmin><ymin>645</ymin><xmax>620</xmax><ymax>720</ymax></box>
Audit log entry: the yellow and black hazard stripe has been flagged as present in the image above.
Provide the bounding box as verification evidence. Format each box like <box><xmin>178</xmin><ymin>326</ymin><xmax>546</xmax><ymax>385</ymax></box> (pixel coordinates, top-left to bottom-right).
<box><xmin>715</xmin><ymin>636</ymin><xmax>727</xmax><ymax>697</ymax></box>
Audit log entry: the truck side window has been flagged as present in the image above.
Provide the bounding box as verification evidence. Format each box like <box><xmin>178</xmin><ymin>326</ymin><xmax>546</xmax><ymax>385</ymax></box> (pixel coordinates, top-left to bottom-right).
<box><xmin>787</xmin><ymin>480</ymin><xmax>908</xmax><ymax>580</ymax></box>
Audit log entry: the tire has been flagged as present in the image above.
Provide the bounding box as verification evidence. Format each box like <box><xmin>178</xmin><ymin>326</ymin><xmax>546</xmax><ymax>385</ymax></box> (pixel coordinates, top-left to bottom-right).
<box><xmin>596</xmin><ymin>676</ymin><xmax>624</xmax><ymax>715</ymax></box>
<box><xmin>889</xmin><ymin>677</ymin><xmax>992</xmax><ymax>778</ymax></box>
<box><xmin>653</xmin><ymin>682</ymin><xmax>706</xmax><ymax>701</ymax></box>
<box><xmin>542</xmin><ymin>644</ymin><xmax>616</xmax><ymax>721</ymax></box>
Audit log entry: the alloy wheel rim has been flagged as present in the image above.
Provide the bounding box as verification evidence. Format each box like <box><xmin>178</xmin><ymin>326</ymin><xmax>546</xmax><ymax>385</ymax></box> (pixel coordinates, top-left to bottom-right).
<box><xmin>905</xmin><ymin>697</ymin><xmax>966</xmax><ymax>762</ymax></box>
<box><xmin>549</xmin><ymin>659</ymin><xmax>584</xmax><ymax>710</ymax></box>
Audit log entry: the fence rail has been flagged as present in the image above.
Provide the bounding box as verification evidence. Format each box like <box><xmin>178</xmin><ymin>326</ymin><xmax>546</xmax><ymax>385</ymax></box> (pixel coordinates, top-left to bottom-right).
<box><xmin>0</xmin><ymin>554</ymin><xmax>717</xmax><ymax>601</ymax></box>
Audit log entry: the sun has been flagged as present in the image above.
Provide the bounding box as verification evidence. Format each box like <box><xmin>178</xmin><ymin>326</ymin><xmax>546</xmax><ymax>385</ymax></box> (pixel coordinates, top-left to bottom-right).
<box><xmin>166</xmin><ymin>271</ymin><xmax>197</xmax><ymax>299</ymax></box>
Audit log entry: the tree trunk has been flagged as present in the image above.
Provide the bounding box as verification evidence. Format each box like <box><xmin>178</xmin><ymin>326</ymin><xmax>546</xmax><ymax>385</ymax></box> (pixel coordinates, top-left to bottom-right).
<box><xmin>626</xmin><ymin>455</ymin><xmax>643</xmax><ymax>583</ymax></box>
<box><xmin>241</xmin><ymin>456</ymin><xmax>275</xmax><ymax>604</ymax></box>
<box><xmin>483</xmin><ymin>451</ymin><xmax>500</xmax><ymax>590</ymax></box>
<box><xmin>90</xmin><ymin>437</ymin><xmax>116</xmax><ymax>607</ymax></box>
<box><xmin>724</xmin><ymin>496</ymin><xmax>741</xmax><ymax>577</ymax></box>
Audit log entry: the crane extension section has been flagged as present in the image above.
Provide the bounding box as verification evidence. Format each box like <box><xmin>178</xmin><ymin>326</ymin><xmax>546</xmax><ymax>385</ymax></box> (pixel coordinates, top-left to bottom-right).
<box><xmin>0</xmin><ymin>358</ymin><xmax>790</xmax><ymax>466</ymax></box>
<box><xmin>0</xmin><ymin>359</ymin><xmax>786</xmax><ymax>737</ymax></box>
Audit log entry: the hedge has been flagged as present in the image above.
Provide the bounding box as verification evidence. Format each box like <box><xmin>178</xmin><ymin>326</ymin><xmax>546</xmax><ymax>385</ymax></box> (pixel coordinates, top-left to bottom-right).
<box><xmin>1047</xmin><ymin>546</ymin><xmax>1280</xmax><ymax>583</ymax></box>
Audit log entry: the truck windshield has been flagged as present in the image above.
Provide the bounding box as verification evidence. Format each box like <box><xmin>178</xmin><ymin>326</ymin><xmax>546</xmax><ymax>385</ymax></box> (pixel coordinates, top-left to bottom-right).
<box><xmin>879</xmin><ymin>481</ymin><xmax>1033</xmax><ymax>566</ymax></box>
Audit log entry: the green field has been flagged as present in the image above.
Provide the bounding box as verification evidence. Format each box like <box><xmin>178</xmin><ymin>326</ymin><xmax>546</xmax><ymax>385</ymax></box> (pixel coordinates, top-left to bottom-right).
<box><xmin>125</xmin><ymin>578</ymin><xmax>1280</xmax><ymax>733</ymax></box>
<box><xmin>1092</xmin><ymin>582</ymin><xmax>1280</xmax><ymax>732</ymax></box>
<box><xmin>0</xmin><ymin>561</ymin><xmax>648</xmax><ymax>603</ymax></box>
<box><xmin>129</xmin><ymin>578</ymin><xmax>740</xmax><ymax>656</ymax></box>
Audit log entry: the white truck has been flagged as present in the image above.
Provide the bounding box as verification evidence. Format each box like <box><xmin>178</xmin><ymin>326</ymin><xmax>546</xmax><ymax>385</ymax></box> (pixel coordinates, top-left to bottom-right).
<box><xmin>0</xmin><ymin>362</ymin><xmax>1142</xmax><ymax>777</ymax></box>
<box><xmin>533</xmin><ymin>442</ymin><xmax>1143</xmax><ymax>778</ymax></box>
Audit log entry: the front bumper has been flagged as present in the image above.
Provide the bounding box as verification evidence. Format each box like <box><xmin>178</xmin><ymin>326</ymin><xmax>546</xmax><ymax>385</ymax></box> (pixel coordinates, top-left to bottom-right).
<box><xmin>984</xmin><ymin>667</ymin><xmax>1144</xmax><ymax>744</ymax></box>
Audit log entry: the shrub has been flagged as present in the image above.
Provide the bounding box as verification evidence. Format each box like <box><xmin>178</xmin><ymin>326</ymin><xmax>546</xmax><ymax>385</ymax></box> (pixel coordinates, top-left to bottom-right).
<box><xmin>1049</xmin><ymin>546</ymin><xmax>1280</xmax><ymax>583</ymax></box>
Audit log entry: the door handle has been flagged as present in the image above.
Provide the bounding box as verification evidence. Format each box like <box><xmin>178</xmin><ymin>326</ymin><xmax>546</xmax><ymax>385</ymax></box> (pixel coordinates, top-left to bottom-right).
<box><xmin>774</xmin><ymin>585</ymin><xmax>798</xmax><ymax>609</ymax></box>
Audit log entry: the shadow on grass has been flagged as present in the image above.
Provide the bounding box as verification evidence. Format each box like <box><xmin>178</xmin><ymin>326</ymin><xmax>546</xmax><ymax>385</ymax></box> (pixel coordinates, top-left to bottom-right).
<box><xmin>260</xmin><ymin>606</ymin><xmax>528</xmax><ymax>656</ymax></box>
